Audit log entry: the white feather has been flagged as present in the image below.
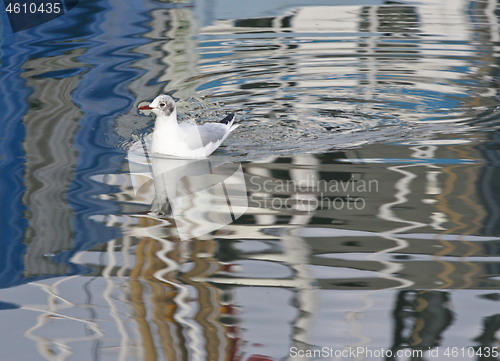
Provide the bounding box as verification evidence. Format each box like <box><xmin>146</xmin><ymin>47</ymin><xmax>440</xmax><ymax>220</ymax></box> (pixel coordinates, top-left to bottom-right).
<box><xmin>143</xmin><ymin>95</ymin><xmax>238</xmax><ymax>158</ymax></box>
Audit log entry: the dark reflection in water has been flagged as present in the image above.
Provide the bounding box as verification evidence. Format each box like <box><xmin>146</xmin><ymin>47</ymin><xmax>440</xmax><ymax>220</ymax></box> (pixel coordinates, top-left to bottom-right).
<box><xmin>2</xmin><ymin>0</ymin><xmax>500</xmax><ymax>360</ymax></box>
<box><xmin>389</xmin><ymin>291</ymin><xmax>454</xmax><ymax>357</ymax></box>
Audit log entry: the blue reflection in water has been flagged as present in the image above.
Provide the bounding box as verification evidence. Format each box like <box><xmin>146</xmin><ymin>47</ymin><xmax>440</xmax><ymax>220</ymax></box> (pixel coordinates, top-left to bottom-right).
<box><xmin>0</xmin><ymin>0</ymin><xmax>151</xmax><ymax>287</ymax></box>
<box><xmin>64</xmin><ymin>0</ymin><xmax>148</xmax><ymax>261</ymax></box>
<box><xmin>0</xmin><ymin>11</ymin><xmax>34</xmax><ymax>288</ymax></box>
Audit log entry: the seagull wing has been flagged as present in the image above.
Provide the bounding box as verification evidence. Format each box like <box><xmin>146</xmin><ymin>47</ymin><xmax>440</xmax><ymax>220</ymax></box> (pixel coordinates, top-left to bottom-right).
<box><xmin>179</xmin><ymin>114</ymin><xmax>237</xmax><ymax>156</ymax></box>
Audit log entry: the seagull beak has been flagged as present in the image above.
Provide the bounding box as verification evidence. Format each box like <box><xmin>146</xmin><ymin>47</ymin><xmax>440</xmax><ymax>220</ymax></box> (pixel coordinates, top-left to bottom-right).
<box><xmin>139</xmin><ymin>105</ymin><xmax>152</xmax><ymax>110</ymax></box>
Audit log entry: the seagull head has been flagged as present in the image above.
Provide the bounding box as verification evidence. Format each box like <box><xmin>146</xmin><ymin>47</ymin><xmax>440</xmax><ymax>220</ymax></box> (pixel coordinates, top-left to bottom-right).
<box><xmin>139</xmin><ymin>95</ymin><xmax>176</xmax><ymax>118</ymax></box>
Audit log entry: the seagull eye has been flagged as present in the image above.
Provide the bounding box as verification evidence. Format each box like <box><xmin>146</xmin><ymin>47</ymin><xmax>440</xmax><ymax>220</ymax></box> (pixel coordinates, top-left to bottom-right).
<box><xmin>160</xmin><ymin>102</ymin><xmax>165</xmax><ymax>107</ymax></box>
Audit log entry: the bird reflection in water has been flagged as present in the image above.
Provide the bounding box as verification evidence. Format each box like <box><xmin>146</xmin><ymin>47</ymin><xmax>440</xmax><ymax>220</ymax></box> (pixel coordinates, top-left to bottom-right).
<box><xmin>128</xmin><ymin>146</ymin><xmax>247</xmax><ymax>241</ymax></box>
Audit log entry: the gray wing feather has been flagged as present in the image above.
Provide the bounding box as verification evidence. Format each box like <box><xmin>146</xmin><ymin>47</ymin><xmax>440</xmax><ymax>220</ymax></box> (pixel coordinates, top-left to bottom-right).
<box><xmin>180</xmin><ymin>123</ymin><xmax>231</xmax><ymax>151</ymax></box>
<box><xmin>199</xmin><ymin>123</ymin><xmax>229</xmax><ymax>147</ymax></box>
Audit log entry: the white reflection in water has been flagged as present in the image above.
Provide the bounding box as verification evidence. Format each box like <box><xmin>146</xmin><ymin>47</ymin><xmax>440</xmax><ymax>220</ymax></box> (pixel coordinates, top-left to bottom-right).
<box><xmin>128</xmin><ymin>146</ymin><xmax>248</xmax><ymax>241</ymax></box>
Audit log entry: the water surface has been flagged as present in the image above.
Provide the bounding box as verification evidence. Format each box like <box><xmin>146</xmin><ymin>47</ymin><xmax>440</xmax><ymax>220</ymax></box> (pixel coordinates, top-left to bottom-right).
<box><xmin>2</xmin><ymin>0</ymin><xmax>500</xmax><ymax>360</ymax></box>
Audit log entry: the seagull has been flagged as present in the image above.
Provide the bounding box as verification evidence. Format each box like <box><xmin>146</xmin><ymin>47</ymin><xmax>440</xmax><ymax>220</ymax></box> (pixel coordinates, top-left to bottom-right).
<box><xmin>139</xmin><ymin>95</ymin><xmax>238</xmax><ymax>158</ymax></box>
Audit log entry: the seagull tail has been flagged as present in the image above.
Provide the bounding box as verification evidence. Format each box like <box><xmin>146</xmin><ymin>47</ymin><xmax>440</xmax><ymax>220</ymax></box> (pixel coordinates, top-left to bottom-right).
<box><xmin>219</xmin><ymin>113</ymin><xmax>235</xmax><ymax>125</ymax></box>
<box><xmin>220</xmin><ymin>113</ymin><xmax>239</xmax><ymax>133</ymax></box>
